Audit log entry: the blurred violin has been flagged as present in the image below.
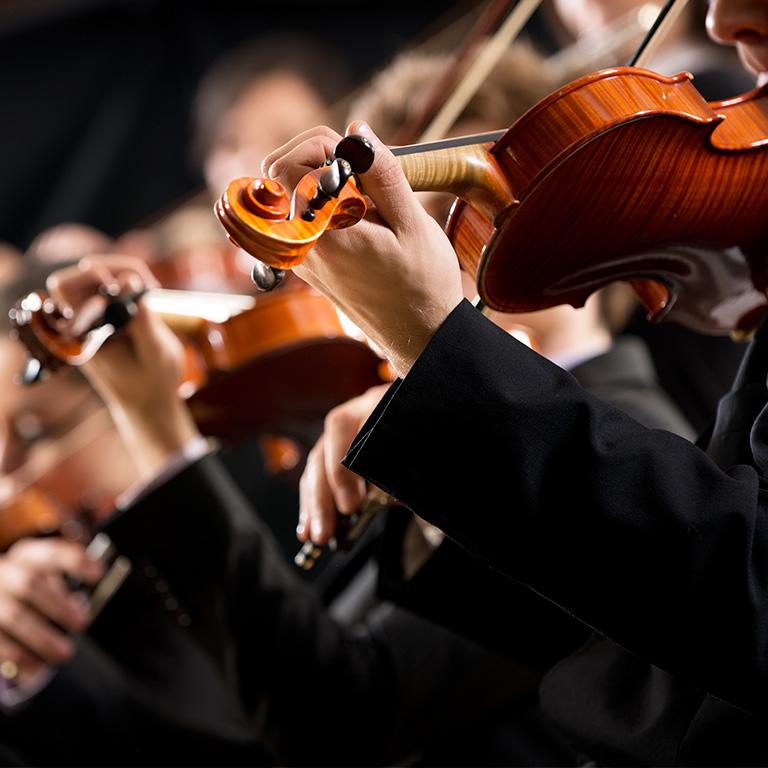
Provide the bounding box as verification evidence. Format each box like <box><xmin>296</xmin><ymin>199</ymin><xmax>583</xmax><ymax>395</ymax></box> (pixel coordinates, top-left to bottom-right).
<box><xmin>10</xmin><ymin>283</ymin><xmax>385</xmax><ymax>442</ymax></box>
<box><xmin>0</xmin><ymin>485</ymin><xmax>63</xmax><ymax>551</ymax></box>
<box><xmin>215</xmin><ymin>66</ymin><xmax>768</xmax><ymax>338</ymax></box>
<box><xmin>0</xmin><ymin>401</ymin><xmax>137</xmax><ymax>550</ymax></box>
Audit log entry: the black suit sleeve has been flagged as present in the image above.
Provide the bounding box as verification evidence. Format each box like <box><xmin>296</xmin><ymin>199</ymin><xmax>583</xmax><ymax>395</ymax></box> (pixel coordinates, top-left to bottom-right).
<box><xmin>103</xmin><ymin>456</ymin><xmax>396</xmax><ymax>764</ymax></box>
<box><xmin>343</xmin><ymin>299</ymin><xmax>768</xmax><ymax>714</ymax></box>
<box><xmin>103</xmin><ymin>453</ymin><xmax>533</xmax><ymax>765</ymax></box>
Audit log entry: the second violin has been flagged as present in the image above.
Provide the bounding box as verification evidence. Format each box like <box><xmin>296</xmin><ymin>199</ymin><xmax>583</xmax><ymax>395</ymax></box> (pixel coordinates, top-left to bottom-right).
<box><xmin>10</xmin><ymin>282</ymin><xmax>385</xmax><ymax>442</ymax></box>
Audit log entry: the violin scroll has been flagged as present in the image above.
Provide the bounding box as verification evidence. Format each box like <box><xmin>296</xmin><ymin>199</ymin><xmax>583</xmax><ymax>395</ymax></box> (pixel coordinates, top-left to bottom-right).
<box><xmin>9</xmin><ymin>289</ymin><xmax>141</xmax><ymax>382</ymax></box>
<box><xmin>214</xmin><ymin>136</ymin><xmax>372</xmax><ymax>277</ymax></box>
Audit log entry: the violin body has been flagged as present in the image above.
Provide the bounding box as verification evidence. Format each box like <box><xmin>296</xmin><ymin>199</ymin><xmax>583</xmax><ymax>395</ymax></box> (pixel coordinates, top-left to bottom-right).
<box><xmin>450</xmin><ymin>67</ymin><xmax>768</xmax><ymax>334</ymax></box>
<box><xmin>178</xmin><ymin>286</ymin><xmax>386</xmax><ymax>440</ymax></box>
<box><xmin>217</xmin><ymin>67</ymin><xmax>768</xmax><ymax>335</ymax></box>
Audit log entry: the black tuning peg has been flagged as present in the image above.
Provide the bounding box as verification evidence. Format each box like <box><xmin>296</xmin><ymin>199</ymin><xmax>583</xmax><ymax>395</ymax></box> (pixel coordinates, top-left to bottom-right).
<box><xmin>93</xmin><ymin>286</ymin><xmax>146</xmax><ymax>332</ymax></box>
<box><xmin>251</xmin><ymin>261</ymin><xmax>286</xmax><ymax>292</ymax></box>
<box><xmin>334</xmin><ymin>135</ymin><xmax>375</xmax><ymax>175</ymax></box>
<box><xmin>314</xmin><ymin>158</ymin><xmax>353</xmax><ymax>204</ymax></box>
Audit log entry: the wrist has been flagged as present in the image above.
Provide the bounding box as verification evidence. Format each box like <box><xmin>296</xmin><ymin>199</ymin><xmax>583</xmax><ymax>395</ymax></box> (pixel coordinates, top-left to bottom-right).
<box><xmin>111</xmin><ymin>398</ymin><xmax>201</xmax><ymax>479</ymax></box>
<box><xmin>388</xmin><ymin>297</ymin><xmax>462</xmax><ymax>377</ymax></box>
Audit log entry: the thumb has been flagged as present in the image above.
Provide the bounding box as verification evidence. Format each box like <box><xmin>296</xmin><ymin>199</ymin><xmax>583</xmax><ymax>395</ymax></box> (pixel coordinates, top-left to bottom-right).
<box><xmin>346</xmin><ymin>120</ymin><xmax>419</xmax><ymax>235</ymax></box>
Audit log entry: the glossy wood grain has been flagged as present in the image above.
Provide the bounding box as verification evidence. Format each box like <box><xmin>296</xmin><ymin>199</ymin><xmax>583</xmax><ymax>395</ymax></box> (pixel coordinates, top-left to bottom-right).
<box><xmin>216</xmin><ymin>66</ymin><xmax>768</xmax><ymax>334</ymax></box>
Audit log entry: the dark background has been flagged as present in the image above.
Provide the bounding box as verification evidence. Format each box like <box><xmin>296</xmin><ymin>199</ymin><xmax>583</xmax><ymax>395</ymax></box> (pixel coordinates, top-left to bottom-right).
<box><xmin>0</xmin><ymin>0</ymin><xmax>491</xmax><ymax>250</ymax></box>
<box><xmin>0</xmin><ymin>0</ymin><xmax>726</xmax><ymax>254</ymax></box>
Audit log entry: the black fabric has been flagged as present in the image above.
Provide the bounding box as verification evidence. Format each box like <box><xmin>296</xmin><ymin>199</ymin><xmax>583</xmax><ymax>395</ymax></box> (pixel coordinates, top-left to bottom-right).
<box><xmin>376</xmin><ymin>337</ymin><xmax>694</xmax><ymax>664</ymax></box>
<box><xmin>344</xmin><ymin>299</ymin><xmax>768</xmax><ymax>765</ymax></box>
<box><xmin>0</xmin><ymin>572</ymin><xmax>269</xmax><ymax>766</ymax></box>
<box><xmin>622</xmin><ymin>306</ymin><xmax>746</xmax><ymax>433</ymax></box>
<box><xmin>104</xmin><ymin>454</ymin><xmax>541</xmax><ymax>766</ymax></box>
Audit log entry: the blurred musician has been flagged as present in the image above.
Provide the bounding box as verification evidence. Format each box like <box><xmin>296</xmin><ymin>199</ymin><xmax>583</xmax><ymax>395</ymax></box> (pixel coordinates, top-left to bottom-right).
<box><xmin>193</xmin><ymin>33</ymin><xmax>348</xmax><ymax>202</ymax></box>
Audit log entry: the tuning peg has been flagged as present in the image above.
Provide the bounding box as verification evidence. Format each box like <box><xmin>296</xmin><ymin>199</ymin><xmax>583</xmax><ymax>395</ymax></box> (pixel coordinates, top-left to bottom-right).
<box><xmin>251</xmin><ymin>261</ymin><xmax>286</xmax><ymax>292</ymax></box>
<box><xmin>334</xmin><ymin>135</ymin><xmax>375</xmax><ymax>174</ymax></box>
<box><xmin>18</xmin><ymin>357</ymin><xmax>44</xmax><ymax>386</ymax></box>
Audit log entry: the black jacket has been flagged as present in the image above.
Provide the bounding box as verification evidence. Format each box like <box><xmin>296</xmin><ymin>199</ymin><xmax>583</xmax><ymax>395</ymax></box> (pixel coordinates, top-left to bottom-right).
<box><xmin>344</xmin><ymin>300</ymin><xmax>768</xmax><ymax>765</ymax></box>
<box><xmin>103</xmin><ymin>454</ymin><xmax>546</xmax><ymax>766</ymax></box>
<box><xmin>2</xmin><ymin>452</ymin><xmax>539</xmax><ymax>766</ymax></box>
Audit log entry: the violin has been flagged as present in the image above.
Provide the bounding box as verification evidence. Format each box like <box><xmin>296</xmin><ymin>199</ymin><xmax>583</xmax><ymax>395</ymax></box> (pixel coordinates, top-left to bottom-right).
<box><xmin>0</xmin><ymin>399</ymin><xmax>139</xmax><ymax>550</ymax></box>
<box><xmin>0</xmin><ymin>486</ymin><xmax>63</xmax><ymax>551</ymax></box>
<box><xmin>215</xmin><ymin>66</ymin><xmax>768</xmax><ymax>337</ymax></box>
<box><xmin>10</xmin><ymin>282</ymin><xmax>385</xmax><ymax>442</ymax></box>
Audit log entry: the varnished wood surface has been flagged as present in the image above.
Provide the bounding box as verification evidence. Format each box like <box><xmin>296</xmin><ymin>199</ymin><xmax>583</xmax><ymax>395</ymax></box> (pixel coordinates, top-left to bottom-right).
<box><xmin>399</xmin><ymin>143</ymin><xmax>514</xmax><ymax>223</ymax></box>
<box><xmin>215</xmin><ymin>67</ymin><xmax>768</xmax><ymax>334</ymax></box>
<box><xmin>216</xmin><ymin>174</ymin><xmax>366</xmax><ymax>270</ymax></box>
<box><xmin>11</xmin><ymin>286</ymin><xmax>384</xmax><ymax>442</ymax></box>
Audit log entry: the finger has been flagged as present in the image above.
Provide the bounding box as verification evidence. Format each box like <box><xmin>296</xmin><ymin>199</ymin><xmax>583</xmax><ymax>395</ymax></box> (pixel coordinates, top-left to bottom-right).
<box><xmin>323</xmin><ymin>405</ymin><xmax>367</xmax><ymax>514</ymax></box>
<box><xmin>266</xmin><ymin>135</ymin><xmax>339</xmax><ymax>193</ymax></box>
<box><xmin>261</xmin><ymin>125</ymin><xmax>342</xmax><ymax>176</ymax></box>
<box><xmin>296</xmin><ymin>501</ymin><xmax>310</xmax><ymax>543</ymax></box>
<box><xmin>84</xmin><ymin>255</ymin><xmax>159</xmax><ymax>290</ymax></box>
<box><xmin>67</xmin><ymin>295</ymin><xmax>111</xmax><ymax>337</ymax></box>
<box><xmin>46</xmin><ymin>262</ymin><xmax>111</xmax><ymax>315</ymax></box>
<box><xmin>8</xmin><ymin>539</ymin><xmax>105</xmax><ymax>584</ymax></box>
<box><xmin>0</xmin><ymin>562</ymin><xmax>90</xmax><ymax>633</ymax></box>
<box><xmin>125</xmin><ymin>299</ymin><xmax>177</xmax><ymax>373</ymax></box>
<box><xmin>47</xmin><ymin>256</ymin><xmax>157</xmax><ymax>313</ymax></box>
<box><xmin>299</xmin><ymin>438</ymin><xmax>338</xmax><ymax>546</ymax></box>
<box><xmin>0</xmin><ymin>634</ymin><xmax>46</xmax><ymax>681</ymax></box>
<box><xmin>344</xmin><ymin>120</ymin><xmax>420</xmax><ymax>235</ymax></box>
<box><xmin>0</xmin><ymin>596</ymin><xmax>74</xmax><ymax>665</ymax></box>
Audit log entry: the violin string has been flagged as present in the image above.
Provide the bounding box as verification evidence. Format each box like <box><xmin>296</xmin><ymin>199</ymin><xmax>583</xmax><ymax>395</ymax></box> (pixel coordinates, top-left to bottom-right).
<box><xmin>418</xmin><ymin>0</ymin><xmax>545</xmax><ymax>142</ymax></box>
<box><xmin>628</xmin><ymin>0</ymin><xmax>690</xmax><ymax>68</ymax></box>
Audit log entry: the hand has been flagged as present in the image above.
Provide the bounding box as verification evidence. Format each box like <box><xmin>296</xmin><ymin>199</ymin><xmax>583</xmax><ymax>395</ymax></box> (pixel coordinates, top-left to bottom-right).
<box><xmin>298</xmin><ymin>383</ymin><xmax>390</xmax><ymax>545</ymax></box>
<box><xmin>262</xmin><ymin>121</ymin><xmax>464</xmax><ymax>378</ymax></box>
<box><xmin>46</xmin><ymin>256</ymin><xmax>201</xmax><ymax>479</ymax></box>
<box><xmin>0</xmin><ymin>538</ymin><xmax>104</xmax><ymax>683</ymax></box>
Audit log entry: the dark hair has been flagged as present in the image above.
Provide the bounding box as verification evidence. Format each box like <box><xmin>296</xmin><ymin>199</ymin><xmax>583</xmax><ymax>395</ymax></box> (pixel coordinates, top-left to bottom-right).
<box><xmin>192</xmin><ymin>33</ymin><xmax>349</xmax><ymax>164</ymax></box>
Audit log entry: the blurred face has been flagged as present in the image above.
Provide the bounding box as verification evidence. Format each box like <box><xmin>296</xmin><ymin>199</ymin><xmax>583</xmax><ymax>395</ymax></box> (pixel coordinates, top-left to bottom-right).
<box><xmin>27</xmin><ymin>224</ymin><xmax>112</xmax><ymax>265</ymax></box>
<box><xmin>707</xmin><ymin>0</ymin><xmax>768</xmax><ymax>84</ymax></box>
<box><xmin>204</xmin><ymin>71</ymin><xmax>326</xmax><ymax>198</ymax></box>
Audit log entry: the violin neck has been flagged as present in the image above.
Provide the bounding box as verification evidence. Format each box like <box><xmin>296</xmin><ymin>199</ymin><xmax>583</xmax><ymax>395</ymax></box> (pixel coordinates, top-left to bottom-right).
<box><xmin>391</xmin><ymin>131</ymin><xmax>514</xmax><ymax>219</ymax></box>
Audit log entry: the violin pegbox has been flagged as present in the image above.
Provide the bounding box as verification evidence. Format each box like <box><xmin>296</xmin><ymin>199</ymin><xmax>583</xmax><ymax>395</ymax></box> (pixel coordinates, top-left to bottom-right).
<box><xmin>9</xmin><ymin>292</ymin><xmax>65</xmax><ymax>384</ymax></box>
<box><xmin>215</xmin><ymin>135</ymin><xmax>374</xmax><ymax>273</ymax></box>
<box><xmin>9</xmin><ymin>289</ymin><xmax>141</xmax><ymax>382</ymax></box>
